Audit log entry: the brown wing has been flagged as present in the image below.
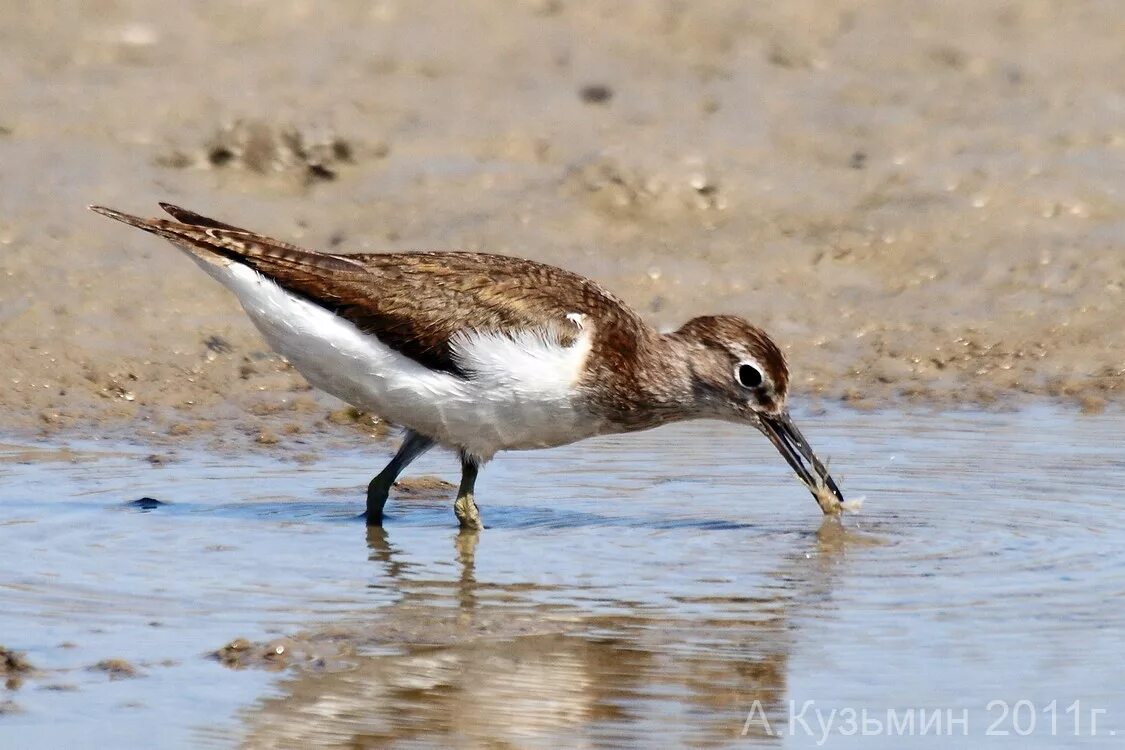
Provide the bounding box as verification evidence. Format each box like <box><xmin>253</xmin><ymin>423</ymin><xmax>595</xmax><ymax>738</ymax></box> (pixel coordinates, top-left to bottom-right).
<box><xmin>90</xmin><ymin>204</ymin><xmax>646</xmax><ymax>378</ymax></box>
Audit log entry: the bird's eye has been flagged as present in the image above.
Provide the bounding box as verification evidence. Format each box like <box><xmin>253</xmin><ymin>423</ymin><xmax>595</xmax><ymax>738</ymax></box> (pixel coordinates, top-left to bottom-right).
<box><xmin>737</xmin><ymin>363</ymin><xmax>764</xmax><ymax>389</ymax></box>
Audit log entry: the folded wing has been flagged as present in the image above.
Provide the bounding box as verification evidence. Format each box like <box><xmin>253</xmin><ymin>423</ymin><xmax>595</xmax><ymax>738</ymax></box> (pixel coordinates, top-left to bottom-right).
<box><xmin>90</xmin><ymin>204</ymin><xmax>643</xmax><ymax>378</ymax></box>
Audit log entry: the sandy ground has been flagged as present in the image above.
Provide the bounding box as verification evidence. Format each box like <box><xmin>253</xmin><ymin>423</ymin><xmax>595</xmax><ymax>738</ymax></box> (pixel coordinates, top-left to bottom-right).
<box><xmin>1</xmin><ymin>0</ymin><xmax>1122</xmax><ymax>444</ymax></box>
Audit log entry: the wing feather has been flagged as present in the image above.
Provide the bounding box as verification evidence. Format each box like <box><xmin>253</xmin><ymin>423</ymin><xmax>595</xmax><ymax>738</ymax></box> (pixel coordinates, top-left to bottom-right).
<box><xmin>90</xmin><ymin>204</ymin><xmax>646</xmax><ymax>378</ymax></box>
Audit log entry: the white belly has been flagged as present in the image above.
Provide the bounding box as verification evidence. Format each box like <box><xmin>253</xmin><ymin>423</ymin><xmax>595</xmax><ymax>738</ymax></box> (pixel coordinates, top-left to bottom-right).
<box><xmin>208</xmin><ymin>261</ymin><xmax>598</xmax><ymax>460</ymax></box>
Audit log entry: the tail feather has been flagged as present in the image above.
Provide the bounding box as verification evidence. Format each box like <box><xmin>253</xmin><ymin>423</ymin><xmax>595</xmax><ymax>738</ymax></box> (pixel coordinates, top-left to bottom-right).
<box><xmin>89</xmin><ymin>203</ymin><xmax>366</xmax><ymax>276</ymax></box>
<box><xmin>88</xmin><ymin>205</ymin><xmax>168</xmax><ymax>234</ymax></box>
<box><xmin>158</xmin><ymin>202</ymin><xmax>248</xmax><ymax>232</ymax></box>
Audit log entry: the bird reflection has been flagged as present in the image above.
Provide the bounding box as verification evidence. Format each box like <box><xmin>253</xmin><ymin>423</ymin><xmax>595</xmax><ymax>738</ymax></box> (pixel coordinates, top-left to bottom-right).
<box><xmin>235</xmin><ymin>516</ymin><xmax>871</xmax><ymax>747</ymax></box>
<box><xmin>453</xmin><ymin>528</ymin><xmax>479</xmax><ymax>611</ymax></box>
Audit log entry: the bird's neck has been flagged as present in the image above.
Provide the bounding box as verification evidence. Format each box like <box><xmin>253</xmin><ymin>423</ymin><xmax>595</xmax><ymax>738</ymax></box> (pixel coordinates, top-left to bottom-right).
<box><xmin>656</xmin><ymin>330</ymin><xmax>720</xmax><ymax>412</ymax></box>
<box><xmin>599</xmin><ymin>330</ymin><xmax>717</xmax><ymax>426</ymax></box>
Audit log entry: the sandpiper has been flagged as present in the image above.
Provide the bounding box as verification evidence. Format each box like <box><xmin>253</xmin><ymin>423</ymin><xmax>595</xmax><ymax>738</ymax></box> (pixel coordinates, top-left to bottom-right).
<box><xmin>91</xmin><ymin>203</ymin><xmax>845</xmax><ymax>529</ymax></box>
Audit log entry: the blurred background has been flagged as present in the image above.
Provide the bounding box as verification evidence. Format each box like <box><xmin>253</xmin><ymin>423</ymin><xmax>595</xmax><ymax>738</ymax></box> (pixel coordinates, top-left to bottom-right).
<box><xmin>0</xmin><ymin>0</ymin><xmax>1121</xmax><ymax>436</ymax></box>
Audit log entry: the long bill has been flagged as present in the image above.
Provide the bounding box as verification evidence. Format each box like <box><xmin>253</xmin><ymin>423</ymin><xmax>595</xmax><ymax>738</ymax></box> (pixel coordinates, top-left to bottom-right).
<box><xmin>759</xmin><ymin>411</ymin><xmax>844</xmax><ymax>503</ymax></box>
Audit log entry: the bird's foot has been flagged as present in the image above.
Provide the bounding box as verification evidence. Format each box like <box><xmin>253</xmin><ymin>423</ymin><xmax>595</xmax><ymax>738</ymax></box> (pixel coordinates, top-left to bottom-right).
<box><xmin>453</xmin><ymin>493</ymin><xmax>483</xmax><ymax>530</ymax></box>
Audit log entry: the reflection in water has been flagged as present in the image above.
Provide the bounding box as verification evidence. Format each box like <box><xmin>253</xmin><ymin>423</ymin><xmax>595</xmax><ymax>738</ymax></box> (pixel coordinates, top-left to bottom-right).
<box><xmin>237</xmin><ymin>519</ymin><xmax>871</xmax><ymax>747</ymax></box>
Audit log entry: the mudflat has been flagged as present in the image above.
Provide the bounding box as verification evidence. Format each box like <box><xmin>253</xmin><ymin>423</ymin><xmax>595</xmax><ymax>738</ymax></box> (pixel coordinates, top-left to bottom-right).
<box><xmin>0</xmin><ymin>0</ymin><xmax>1121</xmax><ymax>444</ymax></box>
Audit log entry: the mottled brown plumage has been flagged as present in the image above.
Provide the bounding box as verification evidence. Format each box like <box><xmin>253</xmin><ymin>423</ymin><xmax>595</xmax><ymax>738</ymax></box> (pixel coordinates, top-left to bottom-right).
<box><xmin>90</xmin><ymin>202</ymin><xmax>845</xmax><ymax>526</ymax></box>
<box><xmin>97</xmin><ymin>203</ymin><xmax>648</xmax><ymax>382</ymax></box>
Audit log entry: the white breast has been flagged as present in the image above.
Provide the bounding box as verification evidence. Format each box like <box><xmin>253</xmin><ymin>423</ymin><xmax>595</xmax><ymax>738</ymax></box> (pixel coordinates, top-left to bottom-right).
<box><xmin>204</xmin><ymin>260</ymin><xmax>598</xmax><ymax>460</ymax></box>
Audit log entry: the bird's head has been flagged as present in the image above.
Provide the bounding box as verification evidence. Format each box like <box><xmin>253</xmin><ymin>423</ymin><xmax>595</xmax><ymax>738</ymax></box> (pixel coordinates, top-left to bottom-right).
<box><xmin>670</xmin><ymin>315</ymin><xmax>844</xmax><ymax>505</ymax></box>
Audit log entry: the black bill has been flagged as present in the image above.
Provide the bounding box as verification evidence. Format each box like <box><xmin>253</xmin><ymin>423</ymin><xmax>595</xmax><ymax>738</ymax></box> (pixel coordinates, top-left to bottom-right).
<box><xmin>759</xmin><ymin>412</ymin><xmax>844</xmax><ymax>503</ymax></box>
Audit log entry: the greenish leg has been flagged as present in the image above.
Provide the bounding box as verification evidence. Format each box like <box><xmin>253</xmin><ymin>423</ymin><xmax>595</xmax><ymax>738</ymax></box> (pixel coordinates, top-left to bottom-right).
<box><xmin>453</xmin><ymin>453</ymin><xmax>483</xmax><ymax>530</ymax></box>
<box><xmin>365</xmin><ymin>430</ymin><xmax>434</xmax><ymax>526</ymax></box>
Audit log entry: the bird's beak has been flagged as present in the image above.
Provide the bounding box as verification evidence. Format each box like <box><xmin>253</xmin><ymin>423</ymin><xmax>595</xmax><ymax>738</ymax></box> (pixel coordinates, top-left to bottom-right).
<box><xmin>758</xmin><ymin>411</ymin><xmax>844</xmax><ymax>503</ymax></box>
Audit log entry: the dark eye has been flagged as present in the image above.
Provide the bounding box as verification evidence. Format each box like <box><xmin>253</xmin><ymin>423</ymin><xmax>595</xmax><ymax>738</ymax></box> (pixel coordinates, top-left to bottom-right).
<box><xmin>737</xmin><ymin>363</ymin><xmax>763</xmax><ymax>389</ymax></box>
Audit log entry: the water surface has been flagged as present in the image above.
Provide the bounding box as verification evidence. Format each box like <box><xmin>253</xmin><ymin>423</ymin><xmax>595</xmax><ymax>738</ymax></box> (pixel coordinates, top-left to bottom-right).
<box><xmin>1</xmin><ymin>407</ymin><xmax>1122</xmax><ymax>747</ymax></box>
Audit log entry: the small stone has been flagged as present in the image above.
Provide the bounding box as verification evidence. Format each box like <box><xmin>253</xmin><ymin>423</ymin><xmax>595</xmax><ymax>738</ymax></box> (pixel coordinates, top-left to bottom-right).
<box><xmin>89</xmin><ymin>659</ymin><xmax>142</xmax><ymax>680</ymax></box>
<box><xmin>255</xmin><ymin>430</ymin><xmax>280</xmax><ymax>445</ymax></box>
<box><xmin>203</xmin><ymin>335</ymin><xmax>234</xmax><ymax>354</ymax></box>
<box><xmin>578</xmin><ymin>84</ymin><xmax>613</xmax><ymax>104</ymax></box>
<box><xmin>393</xmin><ymin>476</ymin><xmax>455</xmax><ymax>495</ymax></box>
<box><xmin>0</xmin><ymin>646</ymin><xmax>35</xmax><ymax>677</ymax></box>
<box><xmin>125</xmin><ymin>497</ymin><xmax>166</xmax><ymax>510</ymax></box>
<box><xmin>327</xmin><ymin>407</ymin><xmax>363</xmax><ymax>424</ymax></box>
<box><xmin>212</xmin><ymin>638</ymin><xmax>252</xmax><ymax>668</ymax></box>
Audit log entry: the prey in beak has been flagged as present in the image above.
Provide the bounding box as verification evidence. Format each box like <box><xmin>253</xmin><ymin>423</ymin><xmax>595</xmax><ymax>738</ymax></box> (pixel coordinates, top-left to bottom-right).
<box><xmin>758</xmin><ymin>411</ymin><xmax>846</xmax><ymax>514</ymax></box>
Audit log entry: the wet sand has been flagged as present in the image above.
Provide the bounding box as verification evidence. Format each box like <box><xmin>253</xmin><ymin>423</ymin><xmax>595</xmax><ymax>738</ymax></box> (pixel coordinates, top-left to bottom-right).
<box><xmin>0</xmin><ymin>0</ymin><xmax>1122</xmax><ymax>444</ymax></box>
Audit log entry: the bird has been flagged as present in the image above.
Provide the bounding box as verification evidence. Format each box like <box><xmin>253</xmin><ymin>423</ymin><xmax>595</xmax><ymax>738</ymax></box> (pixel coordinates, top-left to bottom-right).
<box><xmin>90</xmin><ymin>203</ymin><xmax>845</xmax><ymax>529</ymax></box>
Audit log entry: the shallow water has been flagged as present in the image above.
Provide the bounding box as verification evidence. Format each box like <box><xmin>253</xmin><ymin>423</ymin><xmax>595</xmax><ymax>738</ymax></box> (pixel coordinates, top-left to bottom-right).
<box><xmin>1</xmin><ymin>407</ymin><xmax>1123</xmax><ymax>748</ymax></box>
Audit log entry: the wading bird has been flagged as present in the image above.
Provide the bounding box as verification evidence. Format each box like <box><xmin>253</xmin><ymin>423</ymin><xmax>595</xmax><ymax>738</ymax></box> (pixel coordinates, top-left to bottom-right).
<box><xmin>92</xmin><ymin>203</ymin><xmax>844</xmax><ymax>529</ymax></box>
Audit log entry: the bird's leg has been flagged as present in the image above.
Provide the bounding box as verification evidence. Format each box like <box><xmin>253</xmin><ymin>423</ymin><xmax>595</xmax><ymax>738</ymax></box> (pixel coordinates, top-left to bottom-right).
<box><xmin>453</xmin><ymin>452</ymin><xmax>483</xmax><ymax>530</ymax></box>
<box><xmin>365</xmin><ymin>430</ymin><xmax>434</xmax><ymax>526</ymax></box>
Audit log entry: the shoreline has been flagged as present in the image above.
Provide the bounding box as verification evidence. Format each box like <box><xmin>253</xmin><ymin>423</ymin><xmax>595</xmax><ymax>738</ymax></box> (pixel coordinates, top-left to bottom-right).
<box><xmin>1</xmin><ymin>389</ymin><xmax>1116</xmax><ymax>462</ymax></box>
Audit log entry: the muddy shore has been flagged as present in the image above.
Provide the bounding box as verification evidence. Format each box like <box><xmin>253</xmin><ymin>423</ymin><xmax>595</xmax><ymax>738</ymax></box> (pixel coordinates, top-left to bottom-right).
<box><xmin>1</xmin><ymin>0</ymin><xmax>1122</xmax><ymax>446</ymax></box>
